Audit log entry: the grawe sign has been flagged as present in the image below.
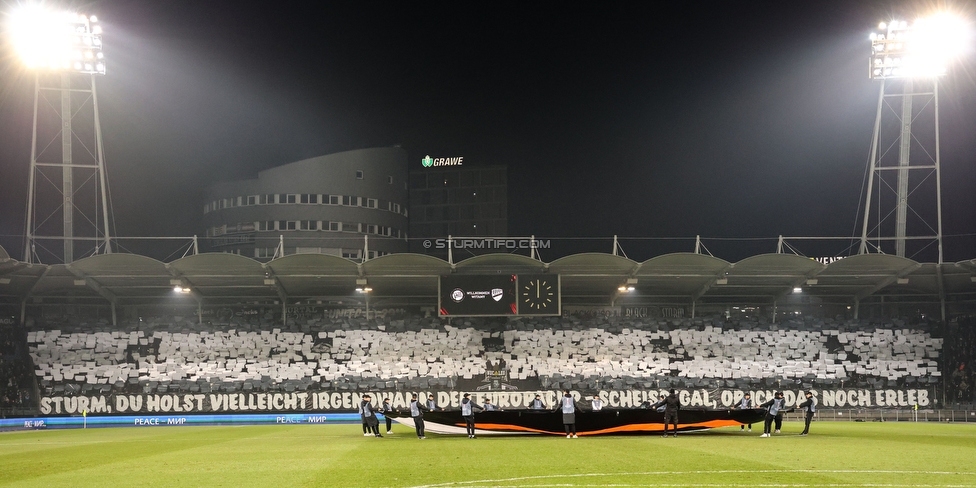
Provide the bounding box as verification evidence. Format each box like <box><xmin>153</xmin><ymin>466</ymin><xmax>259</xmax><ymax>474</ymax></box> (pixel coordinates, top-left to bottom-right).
<box><xmin>422</xmin><ymin>155</ymin><xmax>463</xmax><ymax>167</ymax></box>
<box><xmin>38</xmin><ymin>387</ymin><xmax>933</xmax><ymax>415</ymax></box>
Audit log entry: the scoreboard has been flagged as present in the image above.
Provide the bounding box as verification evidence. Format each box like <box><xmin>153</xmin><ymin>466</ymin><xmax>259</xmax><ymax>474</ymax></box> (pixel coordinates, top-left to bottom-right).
<box><xmin>438</xmin><ymin>274</ymin><xmax>561</xmax><ymax>317</ymax></box>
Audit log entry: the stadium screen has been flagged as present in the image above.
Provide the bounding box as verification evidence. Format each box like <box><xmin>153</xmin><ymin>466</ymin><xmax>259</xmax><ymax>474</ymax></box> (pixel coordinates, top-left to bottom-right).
<box><xmin>438</xmin><ymin>274</ymin><xmax>561</xmax><ymax>316</ymax></box>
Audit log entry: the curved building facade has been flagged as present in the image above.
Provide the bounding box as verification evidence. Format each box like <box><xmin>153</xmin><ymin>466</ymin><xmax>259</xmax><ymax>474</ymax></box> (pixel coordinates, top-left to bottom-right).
<box><xmin>202</xmin><ymin>147</ymin><xmax>409</xmax><ymax>260</ymax></box>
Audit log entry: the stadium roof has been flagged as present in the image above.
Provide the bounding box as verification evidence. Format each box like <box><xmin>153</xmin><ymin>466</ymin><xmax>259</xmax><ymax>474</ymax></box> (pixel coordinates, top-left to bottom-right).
<box><xmin>1</xmin><ymin>244</ymin><xmax>974</xmax><ymax>309</ymax></box>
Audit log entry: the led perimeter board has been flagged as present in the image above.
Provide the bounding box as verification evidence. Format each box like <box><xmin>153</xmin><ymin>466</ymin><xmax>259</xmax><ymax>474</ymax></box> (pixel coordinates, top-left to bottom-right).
<box><xmin>438</xmin><ymin>274</ymin><xmax>560</xmax><ymax>317</ymax></box>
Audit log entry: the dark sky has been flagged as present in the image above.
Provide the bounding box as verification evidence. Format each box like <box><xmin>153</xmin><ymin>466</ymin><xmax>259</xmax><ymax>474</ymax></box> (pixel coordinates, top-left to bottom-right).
<box><xmin>1</xmin><ymin>0</ymin><xmax>975</xmax><ymax>262</ymax></box>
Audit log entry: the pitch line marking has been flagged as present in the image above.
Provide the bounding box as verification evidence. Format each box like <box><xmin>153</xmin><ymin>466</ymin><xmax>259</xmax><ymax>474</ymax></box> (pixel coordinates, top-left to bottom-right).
<box><xmin>404</xmin><ymin>470</ymin><xmax>976</xmax><ymax>488</ymax></box>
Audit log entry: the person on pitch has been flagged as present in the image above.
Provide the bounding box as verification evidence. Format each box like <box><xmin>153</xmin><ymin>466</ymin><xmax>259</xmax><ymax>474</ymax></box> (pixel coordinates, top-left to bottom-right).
<box><xmin>797</xmin><ymin>391</ymin><xmax>817</xmax><ymax>436</ymax></box>
<box><xmin>758</xmin><ymin>391</ymin><xmax>786</xmax><ymax>438</ymax></box>
<box><xmin>653</xmin><ymin>389</ymin><xmax>681</xmax><ymax>438</ymax></box>
<box><xmin>590</xmin><ymin>394</ymin><xmax>603</xmax><ymax>411</ymax></box>
<box><xmin>409</xmin><ymin>393</ymin><xmax>428</xmax><ymax>439</ymax></box>
<box><xmin>426</xmin><ymin>394</ymin><xmax>440</xmax><ymax>411</ymax></box>
<box><xmin>529</xmin><ymin>394</ymin><xmax>547</xmax><ymax>410</ymax></box>
<box><xmin>655</xmin><ymin>394</ymin><xmax>667</xmax><ymax>413</ymax></box>
<box><xmin>361</xmin><ymin>394</ymin><xmax>382</xmax><ymax>438</ymax></box>
<box><xmin>736</xmin><ymin>392</ymin><xmax>754</xmax><ymax>432</ymax></box>
<box><xmin>460</xmin><ymin>393</ymin><xmax>483</xmax><ymax>438</ymax></box>
<box><xmin>358</xmin><ymin>395</ymin><xmax>371</xmax><ymax>436</ymax></box>
<box><xmin>483</xmin><ymin>399</ymin><xmax>498</xmax><ymax>411</ymax></box>
<box><xmin>379</xmin><ymin>397</ymin><xmax>394</xmax><ymax>434</ymax></box>
<box><xmin>556</xmin><ymin>390</ymin><xmax>578</xmax><ymax>438</ymax></box>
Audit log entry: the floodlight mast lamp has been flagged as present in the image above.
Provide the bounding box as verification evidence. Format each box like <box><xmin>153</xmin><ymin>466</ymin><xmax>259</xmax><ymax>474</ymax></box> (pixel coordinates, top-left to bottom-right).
<box><xmin>859</xmin><ymin>14</ymin><xmax>969</xmax><ymax>264</ymax></box>
<box><xmin>13</xmin><ymin>8</ymin><xmax>111</xmax><ymax>264</ymax></box>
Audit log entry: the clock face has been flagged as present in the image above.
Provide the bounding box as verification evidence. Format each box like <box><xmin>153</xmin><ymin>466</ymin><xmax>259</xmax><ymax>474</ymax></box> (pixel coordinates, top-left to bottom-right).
<box><xmin>520</xmin><ymin>278</ymin><xmax>555</xmax><ymax>312</ymax></box>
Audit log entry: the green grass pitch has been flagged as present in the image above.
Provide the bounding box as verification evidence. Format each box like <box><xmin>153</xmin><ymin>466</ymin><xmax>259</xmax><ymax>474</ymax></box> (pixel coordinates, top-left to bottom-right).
<box><xmin>1</xmin><ymin>421</ymin><xmax>974</xmax><ymax>487</ymax></box>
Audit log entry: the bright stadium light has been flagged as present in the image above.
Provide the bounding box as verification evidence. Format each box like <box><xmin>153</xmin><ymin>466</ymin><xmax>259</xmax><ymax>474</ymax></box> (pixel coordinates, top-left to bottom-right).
<box><xmin>870</xmin><ymin>12</ymin><xmax>971</xmax><ymax>79</ymax></box>
<box><xmin>8</xmin><ymin>5</ymin><xmax>105</xmax><ymax>74</ymax></box>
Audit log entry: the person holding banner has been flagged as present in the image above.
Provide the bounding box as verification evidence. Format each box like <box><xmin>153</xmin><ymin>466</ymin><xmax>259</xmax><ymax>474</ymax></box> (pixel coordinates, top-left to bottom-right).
<box><xmin>758</xmin><ymin>392</ymin><xmax>786</xmax><ymax>438</ymax></box>
<box><xmin>461</xmin><ymin>393</ymin><xmax>483</xmax><ymax>439</ymax></box>
<box><xmin>361</xmin><ymin>394</ymin><xmax>383</xmax><ymax>438</ymax></box>
<box><xmin>358</xmin><ymin>396</ymin><xmax>371</xmax><ymax>436</ymax></box>
<box><xmin>426</xmin><ymin>394</ymin><xmax>440</xmax><ymax>411</ymax></box>
<box><xmin>797</xmin><ymin>391</ymin><xmax>816</xmax><ymax>436</ymax></box>
<box><xmin>590</xmin><ymin>394</ymin><xmax>602</xmax><ymax>411</ymax></box>
<box><xmin>557</xmin><ymin>390</ymin><xmax>578</xmax><ymax>438</ymax></box>
<box><xmin>529</xmin><ymin>394</ymin><xmax>547</xmax><ymax>410</ymax></box>
<box><xmin>659</xmin><ymin>389</ymin><xmax>681</xmax><ymax>437</ymax></box>
<box><xmin>379</xmin><ymin>398</ymin><xmax>394</xmax><ymax>434</ymax></box>
<box><xmin>410</xmin><ymin>393</ymin><xmax>428</xmax><ymax>439</ymax></box>
<box><xmin>736</xmin><ymin>392</ymin><xmax>754</xmax><ymax>432</ymax></box>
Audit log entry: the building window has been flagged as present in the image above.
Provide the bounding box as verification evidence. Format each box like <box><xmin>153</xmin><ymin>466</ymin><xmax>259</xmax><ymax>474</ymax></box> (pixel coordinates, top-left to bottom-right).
<box><xmin>355</xmin><ymin>170</ymin><xmax>364</xmax><ymax>179</ymax></box>
<box><xmin>255</xmin><ymin>248</ymin><xmax>274</xmax><ymax>258</ymax></box>
<box><xmin>279</xmin><ymin>194</ymin><xmax>296</xmax><ymax>204</ymax></box>
<box><xmin>329</xmin><ymin>195</ymin><xmax>339</xmax><ymax>205</ymax></box>
<box><xmin>366</xmin><ymin>224</ymin><xmax>376</xmax><ymax>234</ymax></box>
<box><xmin>203</xmin><ymin>203</ymin><xmax>210</xmax><ymax>214</ymax></box>
<box><xmin>246</xmin><ymin>195</ymin><xmax>256</xmax><ymax>205</ymax></box>
<box><xmin>387</xmin><ymin>176</ymin><xmax>393</xmax><ymax>184</ymax></box>
<box><xmin>329</xmin><ymin>222</ymin><xmax>339</xmax><ymax>231</ymax></box>
<box><xmin>342</xmin><ymin>250</ymin><xmax>361</xmax><ymax>260</ymax></box>
<box><xmin>393</xmin><ymin>203</ymin><xmax>401</xmax><ymax>214</ymax></box>
<box><xmin>366</xmin><ymin>198</ymin><xmax>377</xmax><ymax>208</ymax></box>
<box><xmin>300</xmin><ymin>194</ymin><xmax>316</xmax><ymax>204</ymax></box>
<box><xmin>299</xmin><ymin>220</ymin><xmax>315</xmax><ymax>230</ymax></box>
<box><xmin>236</xmin><ymin>196</ymin><xmax>243</xmax><ymax>206</ymax></box>
<box><xmin>341</xmin><ymin>222</ymin><xmax>359</xmax><ymax>232</ymax></box>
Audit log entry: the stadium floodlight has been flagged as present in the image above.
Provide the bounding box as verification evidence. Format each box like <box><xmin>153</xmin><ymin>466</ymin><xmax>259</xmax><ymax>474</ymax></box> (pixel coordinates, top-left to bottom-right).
<box><xmin>13</xmin><ymin>5</ymin><xmax>113</xmax><ymax>265</ymax></box>
<box><xmin>793</xmin><ymin>287</ymin><xmax>802</xmax><ymax>294</ymax></box>
<box><xmin>869</xmin><ymin>12</ymin><xmax>970</xmax><ymax>79</ymax></box>
<box><xmin>8</xmin><ymin>5</ymin><xmax>105</xmax><ymax>74</ymax></box>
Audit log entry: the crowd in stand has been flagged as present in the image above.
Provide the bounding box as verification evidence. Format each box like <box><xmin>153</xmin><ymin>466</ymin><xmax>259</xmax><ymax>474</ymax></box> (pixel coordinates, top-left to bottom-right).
<box><xmin>20</xmin><ymin>312</ymin><xmax>947</xmax><ymax>404</ymax></box>
<box><xmin>946</xmin><ymin>316</ymin><xmax>976</xmax><ymax>404</ymax></box>
<box><xmin>0</xmin><ymin>327</ymin><xmax>33</xmax><ymax>415</ymax></box>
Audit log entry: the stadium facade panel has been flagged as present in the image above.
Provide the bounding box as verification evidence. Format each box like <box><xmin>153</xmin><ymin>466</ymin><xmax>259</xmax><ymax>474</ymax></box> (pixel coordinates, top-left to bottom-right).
<box><xmin>201</xmin><ymin>147</ymin><xmax>409</xmax><ymax>261</ymax></box>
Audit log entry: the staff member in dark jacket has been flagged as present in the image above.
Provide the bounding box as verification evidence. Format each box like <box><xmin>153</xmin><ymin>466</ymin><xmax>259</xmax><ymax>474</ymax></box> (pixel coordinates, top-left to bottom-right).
<box><xmin>556</xmin><ymin>390</ymin><xmax>578</xmax><ymax>438</ymax></box>
<box><xmin>653</xmin><ymin>389</ymin><xmax>681</xmax><ymax>437</ymax></box>
<box><xmin>461</xmin><ymin>393</ymin><xmax>483</xmax><ymax>439</ymax></box>
<box><xmin>797</xmin><ymin>391</ymin><xmax>816</xmax><ymax>436</ymax></box>
<box><xmin>758</xmin><ymin>392</ymin><xmax>786</xmax><ymax>438</ymax></box>
<box><xmin>361</xmin><ymin>394</ymin><xmax>383</xmax><ymax>438</ymax></box>
<box><xmin>736</xmin><ymin>392</ymin><xmax>754</xmax><ymax>432</ymax></box>
<box><xmin>409</xmin><ymin>393</ymin><xmax>428</xmax><ymax>439</ymax></box>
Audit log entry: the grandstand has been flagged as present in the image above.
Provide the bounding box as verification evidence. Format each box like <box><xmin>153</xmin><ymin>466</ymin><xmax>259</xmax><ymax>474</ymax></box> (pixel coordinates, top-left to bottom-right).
<box><xmin>25</xmin><ymin>315</ymin><xmax>942</xmax><ymax>398</ymax></box>
<box><xmin>1</xmin><ymin>245</ymin><xmax>975</xmax><ymax>416</ymax></box>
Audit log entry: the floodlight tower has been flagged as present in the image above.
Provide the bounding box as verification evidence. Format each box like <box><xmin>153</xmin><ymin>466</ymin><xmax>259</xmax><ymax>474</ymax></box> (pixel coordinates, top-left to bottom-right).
<box><xmin>10</xmin><ymin>7</ymin><xmax>111</xmax><ymax>264</ymax></box>
<box><xmin>858</xmin><ymin>14</ymin><xmax>970</xmax><ymax>263</ymax></box>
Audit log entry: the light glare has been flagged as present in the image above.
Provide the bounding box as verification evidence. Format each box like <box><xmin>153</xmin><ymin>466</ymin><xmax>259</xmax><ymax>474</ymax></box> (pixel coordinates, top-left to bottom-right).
<box><xmin>870</xmin><ymin>12</ymin><xmax>972</xmax><ymax>79</ymax></box>
<box><xmin>7</xmin><ymin>6</ymin><xmax>105</xmax><ymax>74</ymax></box>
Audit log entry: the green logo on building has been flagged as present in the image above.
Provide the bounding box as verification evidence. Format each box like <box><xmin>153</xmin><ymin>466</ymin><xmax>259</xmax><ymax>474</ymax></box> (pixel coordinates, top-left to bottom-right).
<box><xmin>422</xmin><ymin>155</ymin><xmax>433</xmax><ymax>167</ymax></box>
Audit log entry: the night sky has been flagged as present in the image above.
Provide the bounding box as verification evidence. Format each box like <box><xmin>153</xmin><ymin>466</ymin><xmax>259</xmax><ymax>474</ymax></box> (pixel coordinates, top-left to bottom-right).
<box><xmin>1</xmin><ymin>0</ymin><xmax>974</xmax><ymax>262</ymax></box>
